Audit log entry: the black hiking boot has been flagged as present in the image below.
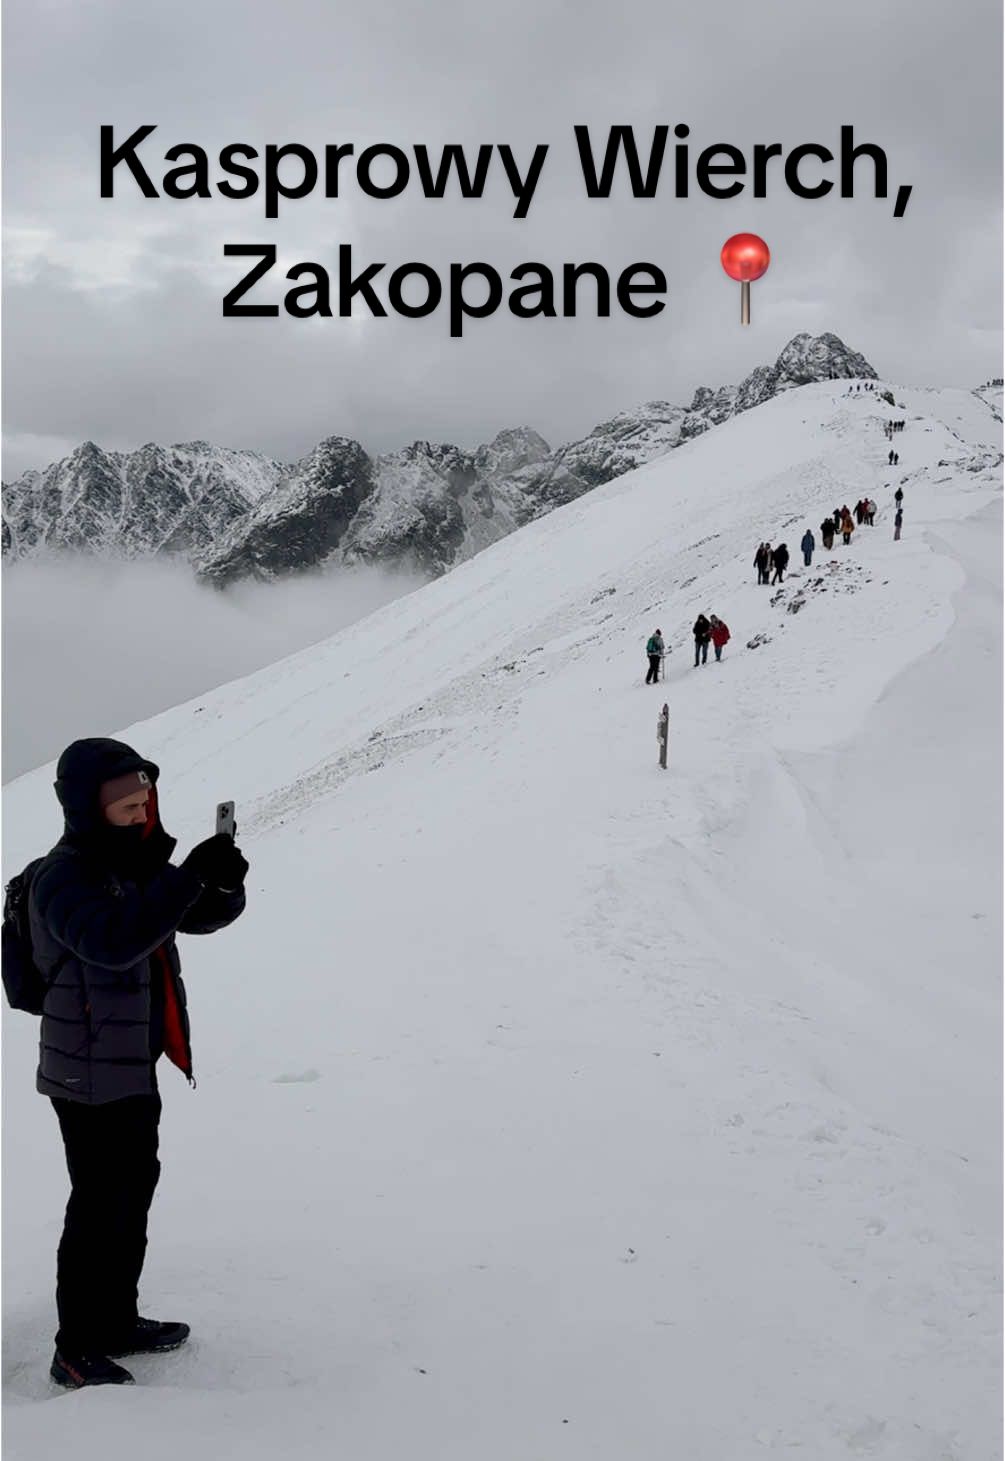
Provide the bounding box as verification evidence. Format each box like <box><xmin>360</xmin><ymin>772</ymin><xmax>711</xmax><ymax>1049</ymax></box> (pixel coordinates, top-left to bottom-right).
<box><xmin>106</xmin><ymin>1317</ymin><xmax>191</xmax><ymax>1357</ymax></box>
<box><xmin>51</xmin><ymin>1350</ymin><xmax>135</xmax><ymax>1388</ymax></box>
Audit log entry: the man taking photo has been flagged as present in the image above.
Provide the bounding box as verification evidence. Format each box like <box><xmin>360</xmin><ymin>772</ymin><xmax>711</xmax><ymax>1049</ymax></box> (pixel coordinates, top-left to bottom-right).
<box><xmin>28</xmin><ymin>738</ymin><xmax>248</xmax><ymax>1389</ymax></box>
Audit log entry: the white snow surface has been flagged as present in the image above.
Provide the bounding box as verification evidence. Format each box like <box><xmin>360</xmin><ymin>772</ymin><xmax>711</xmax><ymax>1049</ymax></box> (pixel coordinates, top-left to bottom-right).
<box><xmin>2</xmin><ymin>381</ymin><xmax>1001</xmax><ymax>1459</ymax></box>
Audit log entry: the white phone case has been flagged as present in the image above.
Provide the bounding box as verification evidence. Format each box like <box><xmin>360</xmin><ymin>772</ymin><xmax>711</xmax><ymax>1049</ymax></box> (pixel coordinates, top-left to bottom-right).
<box><xmin>215</xmin><ymin>801</ymin><xmax>236</xmax><ymax>839</ymax></box>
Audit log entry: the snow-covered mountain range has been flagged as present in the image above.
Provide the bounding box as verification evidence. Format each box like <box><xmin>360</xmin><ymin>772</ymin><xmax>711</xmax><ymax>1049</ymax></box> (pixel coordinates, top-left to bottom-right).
<box><xmin>2</xmin><ymin>332</ymin><xmax>877</xmax><ymax>583</ymax></box>
<box><xmin>3</xmin><ymin>374</ymin><xmax>1000</xmax><ymax>1460</ymax></box>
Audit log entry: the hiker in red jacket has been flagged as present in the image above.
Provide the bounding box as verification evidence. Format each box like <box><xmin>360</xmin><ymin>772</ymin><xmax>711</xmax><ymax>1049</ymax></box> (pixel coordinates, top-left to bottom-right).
<box><xmin>709</xmin><ymin>615</ymin><xmax>731</xmax><ymax>662</ymax></box>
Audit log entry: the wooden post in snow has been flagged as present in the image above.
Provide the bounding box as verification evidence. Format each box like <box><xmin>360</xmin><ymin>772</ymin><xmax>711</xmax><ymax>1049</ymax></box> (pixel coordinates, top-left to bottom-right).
<box><xmin>657</xmin><ymin>703</ymin><xmax>669</xmax><ymax>770</ymax></box>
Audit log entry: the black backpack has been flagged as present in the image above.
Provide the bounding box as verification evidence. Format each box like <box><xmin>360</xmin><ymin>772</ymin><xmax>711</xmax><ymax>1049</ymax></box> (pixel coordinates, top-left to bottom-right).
<box><xmin>2</xmin><ymin>859</ymin><xmax>67</xmax><ymax>1014</ymax></box>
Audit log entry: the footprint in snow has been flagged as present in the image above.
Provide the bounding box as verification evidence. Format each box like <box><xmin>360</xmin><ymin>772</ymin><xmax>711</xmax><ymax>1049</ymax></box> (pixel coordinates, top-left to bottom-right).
<box><xmin>273</xmin><ymin>1069</ymin><xmax>322</xmax><ymax>1085</ymax></box>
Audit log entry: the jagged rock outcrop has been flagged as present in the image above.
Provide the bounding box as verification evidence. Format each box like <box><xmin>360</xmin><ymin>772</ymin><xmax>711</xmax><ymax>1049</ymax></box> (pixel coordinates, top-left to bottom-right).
<box><xmin>343</xmin><ymin>431</ymin><xmax>541</xmax><ymax>573</ymax></box>
<box><xmin>551</xmin><ymin>401</ymin><xmax>689</xmax><ymax>489</ymax></box>
<box><xmin>680</xmin><ymin>333</ymin><xmax>876</xmax><ymax>444</ymax></box>
<box><xmin>200</xmin><ymin>437</ymin><xmax>375</xmax><ymax>586</ymax></box>
<box><xmin>1</xmin><ymin>440</ymin><xmax>278</xmax><ymax>561</ymax></box>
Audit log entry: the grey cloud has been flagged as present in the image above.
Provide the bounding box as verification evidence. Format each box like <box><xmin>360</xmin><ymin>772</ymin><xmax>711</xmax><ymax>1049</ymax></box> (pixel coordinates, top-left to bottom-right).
<box><xmin>2</xmin><ymin>0</ymin><xmax>1001</xmax><ymax>482</ymax></box>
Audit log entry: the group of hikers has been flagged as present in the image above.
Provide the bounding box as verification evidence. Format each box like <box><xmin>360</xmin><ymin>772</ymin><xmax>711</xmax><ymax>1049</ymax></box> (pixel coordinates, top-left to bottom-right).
<box><xmin>883</xmin><ymin>418</ymin><xmax>905</xmax><ymax>521</ymax></box>
<box><xmin>645</xmin><ymin>613</ymin><xmax>731</xmax><ymax>678</ymax></box>
<box><xmin>813</xmin><ymin>502</ymin><xmax>870</xmax><ymax>551</ymax></box>
<box><xmin>753</xmin><ymin>542</ymin><xmax>789</xmax><ymax>584</ymax></box>
<box><xmin>649</xmin><ymin>482</ymin><xmax>908</xmax><ymax>681</ymax></box>
<box><xmin>644</xmin><ymin>405</ymin><xmax>911</xmax><ymax>684</ymax></box>
<box><xmin>845</xmin><ymin>382</ymin><xmax>879</xmax><ymax>394</ymax></box>
<box><xmin>692</xmin><ymin>614</ymin><xmax>730</xmax><ymax>666</ymax></box>
<box><xmin>823</xmin><ymin>484</ymin><xmax>906</xmax><ymax>549</ymax></box>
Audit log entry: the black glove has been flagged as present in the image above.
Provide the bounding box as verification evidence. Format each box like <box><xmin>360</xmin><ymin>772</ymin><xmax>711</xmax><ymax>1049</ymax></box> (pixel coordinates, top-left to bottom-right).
<box><xmin>182</xmin><ymin>834</ymin><xmax>249</xmax><ymax>891</ymax></box>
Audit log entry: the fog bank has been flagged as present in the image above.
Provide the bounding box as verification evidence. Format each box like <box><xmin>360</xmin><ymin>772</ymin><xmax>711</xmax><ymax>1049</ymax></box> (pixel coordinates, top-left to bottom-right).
<box><xmin>2</xmin><ymin>556</ymin><xmax>424</xmax><ymax>782</ymax></box>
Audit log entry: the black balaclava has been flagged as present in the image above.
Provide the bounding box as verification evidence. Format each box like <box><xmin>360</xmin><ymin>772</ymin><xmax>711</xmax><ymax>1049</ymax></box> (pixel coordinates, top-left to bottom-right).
<box><xmin>54</xmin><ymin>738</ymin><xmax>176</xmax><ymax>879</ymax></box>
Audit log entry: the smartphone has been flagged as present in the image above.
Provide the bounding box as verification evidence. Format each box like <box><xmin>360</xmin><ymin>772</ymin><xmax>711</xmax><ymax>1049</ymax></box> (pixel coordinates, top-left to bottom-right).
<box><xmin>215</xmin><ymin>801</ymin><xmax>236</xmax><ymax>840</ymax></box>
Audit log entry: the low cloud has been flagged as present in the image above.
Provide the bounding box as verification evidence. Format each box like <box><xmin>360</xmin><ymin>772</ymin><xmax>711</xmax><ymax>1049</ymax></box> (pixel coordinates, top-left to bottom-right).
<box><xmin>1</xmin><ymin>555</ymin><xmax>424</xmax><ymax>781</ymax></box>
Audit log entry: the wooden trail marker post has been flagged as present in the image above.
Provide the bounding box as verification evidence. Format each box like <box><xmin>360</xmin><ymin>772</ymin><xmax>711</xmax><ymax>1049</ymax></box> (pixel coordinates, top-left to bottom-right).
<box><xmin>657</xmin><ymin>703</ymin><xmax>669</xmax><ymax>770</ymax></box>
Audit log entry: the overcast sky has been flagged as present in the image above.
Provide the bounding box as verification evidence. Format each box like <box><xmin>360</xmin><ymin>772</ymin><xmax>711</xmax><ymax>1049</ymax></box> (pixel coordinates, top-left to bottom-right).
<box><xmin>2</xmin><ymin>0</ymin><xmax>1001</xmax><ymax>482</ymax></box>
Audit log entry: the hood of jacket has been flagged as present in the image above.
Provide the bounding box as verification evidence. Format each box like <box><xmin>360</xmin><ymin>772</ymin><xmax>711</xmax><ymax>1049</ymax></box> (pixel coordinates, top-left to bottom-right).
<box><xmin>53</xmin><ymin>738</ymin><xmax>175</xmax><ymax>874</ymax></box>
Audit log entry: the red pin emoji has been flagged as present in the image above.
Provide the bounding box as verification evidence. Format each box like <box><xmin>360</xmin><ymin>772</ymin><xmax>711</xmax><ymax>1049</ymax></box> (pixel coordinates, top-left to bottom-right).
<box><xmin>721</xmin><ymin>234</ymin><xmax>770</xmax><ymax>324</ymax></box>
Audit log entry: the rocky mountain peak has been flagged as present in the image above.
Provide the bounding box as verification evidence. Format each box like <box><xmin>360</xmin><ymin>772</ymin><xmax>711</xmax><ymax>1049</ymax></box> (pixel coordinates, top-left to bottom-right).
<box><xmin>3</xmin><ymin>332</ymin><xmax>879</xmax><ymax>584</ymax></box>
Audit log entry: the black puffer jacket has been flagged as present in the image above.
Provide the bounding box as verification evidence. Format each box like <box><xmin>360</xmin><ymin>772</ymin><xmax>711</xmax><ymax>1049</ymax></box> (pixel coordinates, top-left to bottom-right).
<box><xmin>30</xmin><ymin>739</ymin><xmax>246</xmax><ymax>1104</ymax></box>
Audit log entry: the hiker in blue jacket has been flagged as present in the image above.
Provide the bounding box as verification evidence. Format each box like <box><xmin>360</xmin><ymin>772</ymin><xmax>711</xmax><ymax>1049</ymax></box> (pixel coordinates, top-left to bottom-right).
<box><xmin>29</xmin><ymin>739</ymin><xmax>248</xmax><ymax>1389</ymax></box>
<box><xmin>800</xmin><ymin>529</ymin><xmax>815</xmax><ymax>567</ymax></box>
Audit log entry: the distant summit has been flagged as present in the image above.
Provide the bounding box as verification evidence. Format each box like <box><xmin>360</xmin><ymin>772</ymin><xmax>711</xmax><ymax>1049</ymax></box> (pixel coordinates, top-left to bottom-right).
<box><xmin>2</xmin><ymin>333</ymin><xmax>878</xmax><ymax>583</ymax></box>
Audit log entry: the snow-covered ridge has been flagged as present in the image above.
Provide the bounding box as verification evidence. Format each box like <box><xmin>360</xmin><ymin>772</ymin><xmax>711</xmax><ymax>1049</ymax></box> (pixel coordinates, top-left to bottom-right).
<box><xmin>2</xmin><ymin>333</ymin><xmax>877</xmax><ymax>583</ymax></box>
<box><xmin>3</xmin><ymin>377</ymin><xmax>1000</xmax><ymax>1458</ymax></box>
<box><xmin>974</xmin><ymin>380</ymin><xmax>1003</xmax><ymax>421</ymax></box>
<box><xmin>5</xmin><ymin>377</ymin><xmax>997</xmax><ymax>839</ymax></box>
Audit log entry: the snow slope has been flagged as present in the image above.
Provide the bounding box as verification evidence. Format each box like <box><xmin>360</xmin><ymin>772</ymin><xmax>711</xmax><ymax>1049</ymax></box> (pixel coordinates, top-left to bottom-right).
<box><xmin>2</xmin><ymin>379</ymin><xmax>1001</xmax><ymax>1460</ymax></box>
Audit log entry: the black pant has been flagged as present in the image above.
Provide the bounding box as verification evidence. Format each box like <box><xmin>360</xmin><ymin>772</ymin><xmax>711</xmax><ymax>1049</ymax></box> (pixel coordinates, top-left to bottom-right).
<box><xmin>694</xmin><ymin>639</ymin><xmax>708</xmax><ymax>666</ymax></box>
<box><xmin>51</xmin><ymin>1091</ymin><xmax>162</xmax><ymax>1353</ymax></box>
<box><xmin>646</xmin><ymin>654</ymin><xmax>661</xmax><ymax>683</ymax></box>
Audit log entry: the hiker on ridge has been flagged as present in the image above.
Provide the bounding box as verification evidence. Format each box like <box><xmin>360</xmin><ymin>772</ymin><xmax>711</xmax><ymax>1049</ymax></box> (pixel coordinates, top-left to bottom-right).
<box><xmin>709</xmin><ymin>615</ymin><xmax>731</xmax><ymax>662</ymax></box>
<box><xmin>693</xmin><ymin>614</ymin><xmax>711</xmax><ymax>667</ymax></box>
<box><xmin>645</xmin><ymin>629</ymin><xmax>665</xmax><ymax>684</ymax></box>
